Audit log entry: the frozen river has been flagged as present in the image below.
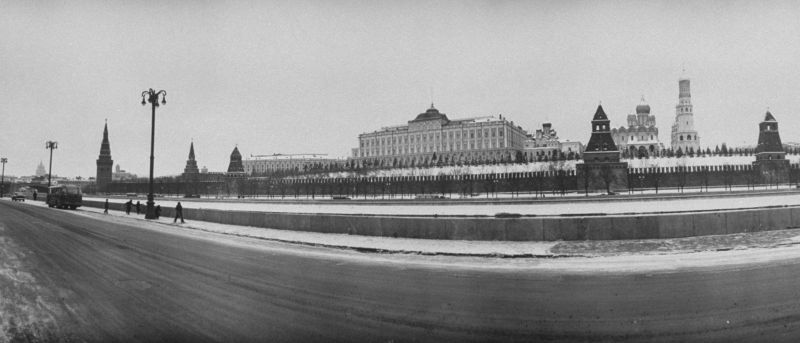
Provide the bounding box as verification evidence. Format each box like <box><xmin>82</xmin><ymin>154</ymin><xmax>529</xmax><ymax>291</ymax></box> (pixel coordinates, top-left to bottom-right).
<box><xmin>87</xmin><ymin>190</ymin><xmax>800</xmax><ymax>217</ymax></box>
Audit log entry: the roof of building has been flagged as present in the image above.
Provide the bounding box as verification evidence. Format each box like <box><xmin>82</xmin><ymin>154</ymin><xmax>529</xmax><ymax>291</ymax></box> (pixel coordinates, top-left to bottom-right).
<box><xmin>411</xmin><ymin>103</ymin><xmax>449</xmax><ymax>122</ymax></box>
<box><xmin>764</xmin><ymin>110</ymin><xmax>776</xmax><ymax>122</ymax></box>
<box><xmin>593</xmin><ymin>105</ymin><xmax>608</xmax><ymax>121</ymax></box>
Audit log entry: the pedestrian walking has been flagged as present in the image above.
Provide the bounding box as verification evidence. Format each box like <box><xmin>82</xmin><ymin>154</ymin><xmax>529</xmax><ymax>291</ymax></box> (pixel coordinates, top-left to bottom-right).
<box><xmin>33</xmin><ymin>189</ymin><xmax>38</xmax><ymax>201</ymax></box>
<box><xmin>125</xmin><ymin>200</ymin><xmax>132</xmax><ymax>215</ymax></box>
<box><xmin>174</xmin><ymin>202</ymin><xmax>185</xmax><ymax>223</ymax></box>
<box><xmin>135</xmin><ymin>201</ymin><xmax>141</xmax><ymax>215</ymax></box>
<box><xmin>155</xmin><ymin>205</ymin><xmax>161</xmax><ymax>219</ymax></box>
<box><xmin>104</xmin><ymin>199</ymin><xmax>109</xmax><ymax>214</ymax></box>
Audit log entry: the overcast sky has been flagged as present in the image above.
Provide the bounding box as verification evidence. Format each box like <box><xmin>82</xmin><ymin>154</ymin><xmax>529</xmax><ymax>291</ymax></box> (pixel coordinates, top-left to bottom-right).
<box><xmin>1</xmin><ymin>0</ymin><xmax>799</xmax><ymax>178</ymax></box>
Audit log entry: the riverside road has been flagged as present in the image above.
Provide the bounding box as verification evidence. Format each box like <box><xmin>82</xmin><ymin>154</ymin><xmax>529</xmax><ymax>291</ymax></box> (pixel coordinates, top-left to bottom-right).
<box><xmin>3</xmin><ymin>200</ymin><xmax>800</xmax><ymax>342</ymax></box>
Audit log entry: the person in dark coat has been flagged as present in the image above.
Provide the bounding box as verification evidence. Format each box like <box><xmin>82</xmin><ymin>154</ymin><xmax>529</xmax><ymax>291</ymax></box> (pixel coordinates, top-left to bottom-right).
<box><xmin>174</xmin><ymin>202</ymin><xmax>185</xmax><ymax>223</ymax></box>
<box><xmin>155</xmin><ymin>205</ymin><xmax>161</xmax><ymax>219</ymax></box>
<box><xmin>33</xmin><ymin>189</ymin><xmax>38</xmax><ymax>201</ymax></box>
<box><xmin>135</xmin><ymin>201</ymin><xmax>141</xmax><ymax>215</ymax></box>
<box><xmin>125</xmin><ymin>200</ymin><xmax>132</xmax><ymax>215</ymax></box>
<box><xmin>104</xmin><ymin>199</ymin><xmax>109</xmax><ymax>214</ymax></box>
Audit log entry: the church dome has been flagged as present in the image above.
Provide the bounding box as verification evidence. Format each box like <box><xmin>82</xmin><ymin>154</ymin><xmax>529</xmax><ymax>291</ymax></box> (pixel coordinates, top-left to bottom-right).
<box><xmin>636</xmin><ymin>96</ymin><xmax>650</xmax><ymax>114</ymax></box>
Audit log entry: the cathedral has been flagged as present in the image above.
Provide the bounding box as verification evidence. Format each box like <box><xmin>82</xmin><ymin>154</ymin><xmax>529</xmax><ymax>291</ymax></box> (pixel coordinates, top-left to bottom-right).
<box><xmin>611</xmin><ymin>97</ymin><xmax>663</xmax><ymax>158</ymax></box>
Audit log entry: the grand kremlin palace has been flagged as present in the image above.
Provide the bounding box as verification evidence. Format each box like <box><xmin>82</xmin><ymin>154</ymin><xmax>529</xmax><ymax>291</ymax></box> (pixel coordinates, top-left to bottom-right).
<box><xmin>351</xmin><ymin>104</ymin><xmax>529</xmax><ymax>167</ymax></box>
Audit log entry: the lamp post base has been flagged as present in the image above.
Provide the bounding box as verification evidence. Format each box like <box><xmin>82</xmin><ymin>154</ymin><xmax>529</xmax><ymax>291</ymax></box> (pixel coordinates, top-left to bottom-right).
<box><xmin>144</xmin><ymin>195</ymin><xmax>156</xmax><ymax>219</ymax></box>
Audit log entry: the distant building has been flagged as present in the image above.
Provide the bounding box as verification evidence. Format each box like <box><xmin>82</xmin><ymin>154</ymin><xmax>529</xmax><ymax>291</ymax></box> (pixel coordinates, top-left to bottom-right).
<box><xmin>351</xmin><ymin>104</ymin><xmax>528</xmax><ymax>168</ymax></box>
<box><xmin>243</xmin><ymin>154</ymin><xmax>345</xmax><ymax>175</ymax></box>
<box><xmin>96</xmin><ymin>122</ymin><xmax>113</xmax><ymax>191</ymax></box>
<box><xmin>112</xmin><ymin>165</ymin><xmax>137</xmax><ymax>181</ymax></box>
<box><xmin>523</xmin><ymin>123</ymin><xmax>584</xmax><ymax>161</ymax></box>
<box><xmin>612</xmin><ymin>97</ymin><xmax>663</xmax><ymax>157</ymax></box>
<box><xmin>670</xmin><ymin>77</ymin><xmax>700</xmax><ymax>153</ymax></box>
<box><xmin>35</xmin><ymin>161</ymin><xmax>46</xmax><ymax>177</ymax></box>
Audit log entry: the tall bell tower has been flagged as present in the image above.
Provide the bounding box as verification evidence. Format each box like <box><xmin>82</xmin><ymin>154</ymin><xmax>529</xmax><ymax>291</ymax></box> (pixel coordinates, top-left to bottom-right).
<box><xmin>670</xmin><ymin>75</ymin><xmax>700</xmax><ymax>154</ymax></box>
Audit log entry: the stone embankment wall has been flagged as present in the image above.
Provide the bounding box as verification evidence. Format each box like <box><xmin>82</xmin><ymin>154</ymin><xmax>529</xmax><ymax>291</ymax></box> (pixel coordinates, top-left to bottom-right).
<box><xmin>82</xmin><ymin>200</ymin><xmax>799</xmax><ymax>241</ymax></box>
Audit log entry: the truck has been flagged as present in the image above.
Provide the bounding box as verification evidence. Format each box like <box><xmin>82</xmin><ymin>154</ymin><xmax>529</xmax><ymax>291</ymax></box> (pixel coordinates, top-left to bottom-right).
<box><xmin>46</xmin><ymin>185</ymin><xmax>83</xmax><ymax>209</ymax></box>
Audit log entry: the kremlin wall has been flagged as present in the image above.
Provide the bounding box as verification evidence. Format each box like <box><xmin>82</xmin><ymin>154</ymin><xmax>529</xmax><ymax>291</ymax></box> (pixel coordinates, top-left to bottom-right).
<box><xmin>96</xmin><ymin>76</ymin><xmax>798</xmax><ymax>197</ymax></box>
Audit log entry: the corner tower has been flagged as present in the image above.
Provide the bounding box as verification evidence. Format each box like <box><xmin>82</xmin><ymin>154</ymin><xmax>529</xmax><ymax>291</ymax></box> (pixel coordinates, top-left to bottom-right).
<box><xmin>96</xmin><ymin>122</ymin><xmax>113</xmax><ymax>192</ymax></box>
<box><xmin>670</xmin><ymin>77</ymin><xmax>700</xmax><ymax>153</ymax></box>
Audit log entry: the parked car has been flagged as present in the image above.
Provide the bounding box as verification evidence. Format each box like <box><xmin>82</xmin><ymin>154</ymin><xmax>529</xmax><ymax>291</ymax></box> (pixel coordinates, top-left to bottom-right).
<box><xmin>11</xmin><ymin>192</ymin><xmax>26</xmax><ymax>201</ymax></box>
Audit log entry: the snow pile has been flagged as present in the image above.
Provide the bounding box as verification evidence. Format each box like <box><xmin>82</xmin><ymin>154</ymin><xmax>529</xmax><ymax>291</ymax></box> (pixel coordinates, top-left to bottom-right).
<box><xmin>313</xmin><ymin>161</ymin><xmax>578</xmax><ymax>179</ymax></box>
<box><xmin>625</xmin><ymin>155</ymin><xmax>800</xmax><ymax>168</ymax></box>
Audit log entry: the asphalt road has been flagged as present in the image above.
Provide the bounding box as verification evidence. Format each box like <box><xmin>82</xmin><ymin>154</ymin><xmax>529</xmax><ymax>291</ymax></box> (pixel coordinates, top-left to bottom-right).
<box><xmin>3</xmin><ymin>200</ymin><xmax>800</xmax><ymax>342</ymax></box>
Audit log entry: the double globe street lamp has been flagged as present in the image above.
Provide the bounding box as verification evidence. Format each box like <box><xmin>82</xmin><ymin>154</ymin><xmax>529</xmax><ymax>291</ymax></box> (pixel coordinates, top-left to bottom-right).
<box><xmin>46</xmin><ymin>141</ymin><xmax>58</xmax><ymax>188</ymax></box>
<box><xmin>141</xmin><ymin>88</ymin><xmax>167</xmax><ymax>219</ymax></box>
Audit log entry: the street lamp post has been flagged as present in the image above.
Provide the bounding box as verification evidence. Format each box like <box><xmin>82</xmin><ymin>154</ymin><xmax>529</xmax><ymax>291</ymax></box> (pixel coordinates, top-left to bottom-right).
<box><xmin>141</xmin><ymin>88</ymin><xmax>167</xmax><ymax>219</ymax></box>
<box><xmin>0</xmin><ymin>158</ymin><xmax>7</xmax><ymax>198</ymax></box>
<box><xmin>46</xmin><ymin>141</ymin><xmax>58</xmax><ymax>188</ymax></box>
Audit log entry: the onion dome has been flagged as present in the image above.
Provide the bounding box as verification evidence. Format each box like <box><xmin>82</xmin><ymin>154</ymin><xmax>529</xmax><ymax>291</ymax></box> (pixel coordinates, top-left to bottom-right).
<box><xmin>636</xmin><ymin>96</ymin><xmax>650</xmax><ymax>114</ymax></box>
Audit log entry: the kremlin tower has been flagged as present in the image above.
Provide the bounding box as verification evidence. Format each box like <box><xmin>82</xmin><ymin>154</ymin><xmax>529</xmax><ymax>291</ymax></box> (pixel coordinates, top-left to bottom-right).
<box><xmin>96</xmin><ymin>122</ymin><xmax>113</xmax><ymax>192</ymax></box>
<box><xmin>578</xmin><ymin>104</ymin><xmax>628</xmax><ymax>193</ymax></box>
<box><xmin>183</xmin><ymin>141</ymin><xmax>200</xmax><ymax>176</ymax></box>
<box><xmin>753</xmin><ymin>110</ymin><xmax>789</xmax><ymax>183</ymax></box>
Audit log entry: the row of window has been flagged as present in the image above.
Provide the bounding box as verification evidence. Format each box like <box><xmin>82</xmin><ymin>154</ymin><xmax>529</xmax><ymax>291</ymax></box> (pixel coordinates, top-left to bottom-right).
<box><xmin>619</xmin><ymin>135</ymin><xmax>655</xmax><ymax>142</ymax></box>
<box><xmin>360</xmin><ymin>139</ymin><xmax>507</xmax><ymax>157</ymax></box>
<box><xmin>361</xmin><ymin>127</ymin><xmax>506</xmax><ymax>148</ymax></box>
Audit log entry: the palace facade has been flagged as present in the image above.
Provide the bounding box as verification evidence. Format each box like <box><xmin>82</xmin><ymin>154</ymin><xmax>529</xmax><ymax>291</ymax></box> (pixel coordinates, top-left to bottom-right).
<box><xmin>243</xmin><ymin>153</ymin><xmax>345</xmax><ymax>175</ymax></box>
<box><xmin>351</xmin><ymin>104</ymin><xmax>528</xmax><ymax>167</ymax></box>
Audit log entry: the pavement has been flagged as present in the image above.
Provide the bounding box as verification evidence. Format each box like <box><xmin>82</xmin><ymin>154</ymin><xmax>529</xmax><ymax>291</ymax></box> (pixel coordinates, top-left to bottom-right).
<box><xmin>13</xmin><ymin>198</ymin><xmax>800</xmax><ymax>258</ymax></box>
<box><xmin>7</xmin><ymin>198</ymin><xmax>800</xmax><ymax>341</ymax></box>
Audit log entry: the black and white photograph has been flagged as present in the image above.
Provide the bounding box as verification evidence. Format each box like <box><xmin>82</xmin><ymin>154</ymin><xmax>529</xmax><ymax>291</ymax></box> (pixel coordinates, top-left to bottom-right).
<box><xmin>2</xmin><ymin>0</ymin><xmax>800</xmax><ymax>341</ymax></box>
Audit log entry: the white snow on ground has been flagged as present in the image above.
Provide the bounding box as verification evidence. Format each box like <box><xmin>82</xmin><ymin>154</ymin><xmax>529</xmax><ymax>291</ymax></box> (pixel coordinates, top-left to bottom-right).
<box><xmin>88</xmin><ymin>189</ymin><xmax>800</xmax><ymax>216</ymax></box>
<box><xmin>308</xmin><ymin>161</ymin><xmax>578</xmax><ymax>178</ymax></box>
<box><xmin>299</xmin><ymin>155</ymin><xmax>800</xmax><ymax>178</ymax></box>
<box><xmin>11</xmin><ymin>199</ymin><xmax>800</xmax><ymax>273</ymax></box>
<box><xmin>0</xmin><ymin>221</ymin><xmax>61</xmax><ymax>339</ymax></box>
<box><xmin>625</xmin><ymin>154</ymin><xmax>800</xmax><ymax>168</ymax></box>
